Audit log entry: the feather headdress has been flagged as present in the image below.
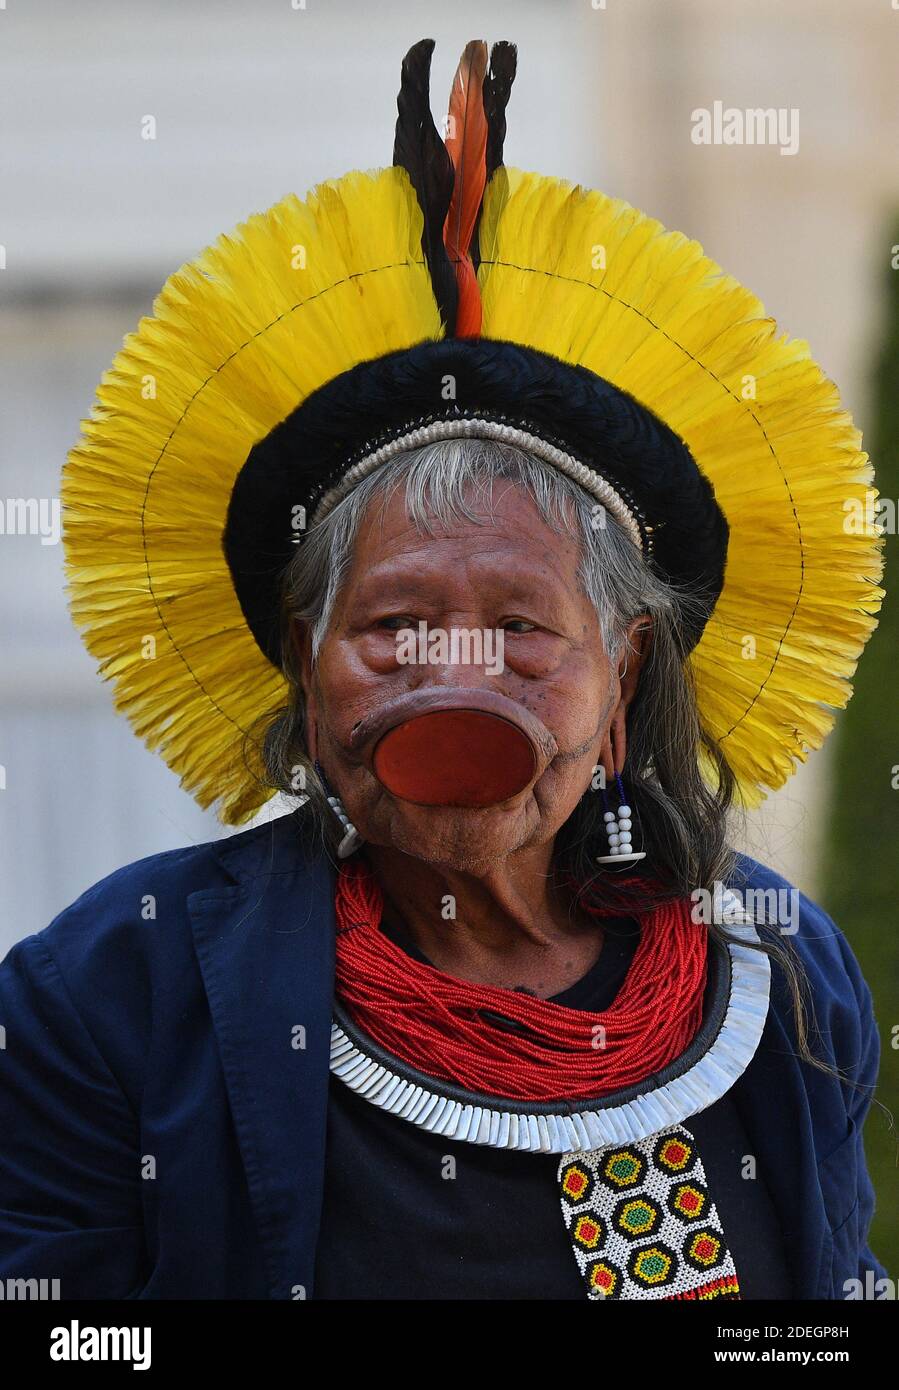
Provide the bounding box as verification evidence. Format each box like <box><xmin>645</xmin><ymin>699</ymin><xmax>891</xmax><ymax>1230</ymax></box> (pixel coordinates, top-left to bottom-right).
<box><xmin>61</xmin><ymin>39</ymin><xmax>883</xmax><ymax>823</ymax></box>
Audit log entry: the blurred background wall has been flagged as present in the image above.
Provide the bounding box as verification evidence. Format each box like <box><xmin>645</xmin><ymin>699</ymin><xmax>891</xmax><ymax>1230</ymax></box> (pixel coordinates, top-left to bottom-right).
<box><xmin>1</xmin><ymin>0</ymin><xmax>896</xmax><ymax>1260</ymax></box>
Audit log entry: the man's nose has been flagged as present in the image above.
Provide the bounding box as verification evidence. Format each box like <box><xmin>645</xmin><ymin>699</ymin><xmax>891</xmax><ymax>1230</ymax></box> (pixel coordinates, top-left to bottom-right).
<box><xmin>413</xmin><ymin>622</ymin><xmax>503</xmax><ymax>688</ymax></box>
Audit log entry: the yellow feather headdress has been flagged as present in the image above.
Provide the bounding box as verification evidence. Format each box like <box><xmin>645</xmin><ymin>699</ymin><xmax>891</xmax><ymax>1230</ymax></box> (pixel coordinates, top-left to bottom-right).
<box><xmin>61</xmin><ymin>41</ymin><xmax>883</xmax><ymax>824</ymax></box>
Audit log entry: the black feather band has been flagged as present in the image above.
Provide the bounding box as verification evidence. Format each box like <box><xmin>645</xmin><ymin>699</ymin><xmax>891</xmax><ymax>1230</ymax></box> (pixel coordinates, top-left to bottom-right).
<box><xmin>223</xmin><ymin>339</ymin><xmax>729</xmax><ymax>669</ymax></box>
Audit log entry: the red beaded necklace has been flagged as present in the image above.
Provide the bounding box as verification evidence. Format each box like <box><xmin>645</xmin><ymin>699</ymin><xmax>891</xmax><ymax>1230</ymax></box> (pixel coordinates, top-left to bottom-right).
<box><xmin>334</xmin><ymin>858</ymin><xmax>708</xmax><ymax>1103</ymax></box>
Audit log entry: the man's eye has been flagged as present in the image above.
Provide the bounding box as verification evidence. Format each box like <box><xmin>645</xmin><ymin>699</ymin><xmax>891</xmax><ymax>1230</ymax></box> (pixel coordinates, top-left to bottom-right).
<box><xmin>502</xmin><ymin>619</ymin><xmax>537</xmax><ymax>634</ymax></box>
<box><xmin>376</xmin><ymin>616</ymin><xmax>417</xmax><ymax>631</ymax></box>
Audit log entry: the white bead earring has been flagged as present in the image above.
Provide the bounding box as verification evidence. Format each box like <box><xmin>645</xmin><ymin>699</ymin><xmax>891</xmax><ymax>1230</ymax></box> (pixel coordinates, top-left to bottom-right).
<box><xmin>597</xmin><ymin>771</ymin><xmax>646</xmax><ymax>865</ymax></box>
<box><xmin>314</xmin><ymin>760</ymin><xmax>364</xmax><ymax>859</ymax></box>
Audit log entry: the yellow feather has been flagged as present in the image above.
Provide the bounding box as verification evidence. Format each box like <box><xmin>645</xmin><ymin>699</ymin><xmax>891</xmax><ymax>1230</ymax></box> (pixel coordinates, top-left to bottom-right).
<box><xmin>62</xmin><ymin>167</ymin><xmax>442</xmax><ymax>824</ymax></box>
<box><xmin>62</xmin><ymin>160</ymin><xmax>883</xmax><ymax>821</ymax></box>
<box><xmin>479</xmin><ymin>168</ymin><xmax>883</xmax><ymax>801</ymax></box>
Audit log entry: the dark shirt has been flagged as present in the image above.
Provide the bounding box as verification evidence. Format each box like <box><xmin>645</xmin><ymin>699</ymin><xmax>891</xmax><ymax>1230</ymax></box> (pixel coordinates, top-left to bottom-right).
<box><xmin>313</xmin><ymin>916</ymin><xmax>793</xmax><ymax>1299</ymax></box>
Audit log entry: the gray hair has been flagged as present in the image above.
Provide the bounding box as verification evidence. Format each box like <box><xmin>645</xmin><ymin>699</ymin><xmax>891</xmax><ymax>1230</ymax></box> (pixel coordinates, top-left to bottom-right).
<box><xmin>306</xmin><ymin>440</ymin><xmax>662</xmax><ymax>665</ymax></box>
<box><xmin>256</xmin><ymin>437</ymin><xmax>736</xmax><ymax>905</ymax></box>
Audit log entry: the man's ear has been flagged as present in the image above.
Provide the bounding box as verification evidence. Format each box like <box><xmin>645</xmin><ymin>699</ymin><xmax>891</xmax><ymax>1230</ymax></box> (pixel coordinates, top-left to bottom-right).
<box><xmin>290</xmin><ymin>618</ymin><xmax>318</xmax><ymax>763</ymax></box>
<box><xmin>290</xmin><ymin>617</ymin><xmax>313</xmax><ymax>691</ymax></box>
<box><xmin>599</xmin><ymin>616</ymin><xmax>652</xmax><ymax>780</ymax></box>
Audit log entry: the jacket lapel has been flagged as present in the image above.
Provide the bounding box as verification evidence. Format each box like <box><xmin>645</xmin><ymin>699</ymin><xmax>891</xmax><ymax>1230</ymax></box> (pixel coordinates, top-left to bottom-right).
<box><xmin>188</xmin><ymin>813</ymin><xmax>336</xmax><ymax>1299</ymax></box>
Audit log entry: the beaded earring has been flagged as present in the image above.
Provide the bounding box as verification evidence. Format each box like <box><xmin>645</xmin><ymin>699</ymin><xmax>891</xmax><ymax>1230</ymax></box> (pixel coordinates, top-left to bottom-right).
<box><xmin>314</xmin><ymin>760</ymin><xmax>364</xmax><ymax>859</ymax></box>
<box><xmin>597</xmin><ymin>771</ymin><xmax>646</xmax><ymax>865</ymax></box>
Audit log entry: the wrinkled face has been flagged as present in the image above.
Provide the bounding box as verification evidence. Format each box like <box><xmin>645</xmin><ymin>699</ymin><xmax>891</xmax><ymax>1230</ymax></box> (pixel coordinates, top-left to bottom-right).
<box><xmin>296</xmin><ymin>482</ymin><xmax>636</xmax><ymax>876</ymax></box>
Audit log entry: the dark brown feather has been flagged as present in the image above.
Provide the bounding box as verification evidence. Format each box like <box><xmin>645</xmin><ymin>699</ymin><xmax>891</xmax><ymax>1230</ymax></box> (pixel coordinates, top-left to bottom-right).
<box><xmin>483</xmin><ymin>41</ymin><xmax>518</xmax><ymax>180</ymax></box>
<box><xmin>472</xmin><ymin>41</ymin><xmax>518</xmax><ymax>273</ymax></box>
<box><xmin>393</xmin><ymin>39</ymin><xmax>458</xmax><ymax>333</ymax></box>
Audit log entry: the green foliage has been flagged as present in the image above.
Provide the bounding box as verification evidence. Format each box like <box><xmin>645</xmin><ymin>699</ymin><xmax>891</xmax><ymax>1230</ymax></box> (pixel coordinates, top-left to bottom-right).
<box><xmin>822</xmin><ymin>227</ymin><xmax>899</xmax><ymax>1275</ymax></box>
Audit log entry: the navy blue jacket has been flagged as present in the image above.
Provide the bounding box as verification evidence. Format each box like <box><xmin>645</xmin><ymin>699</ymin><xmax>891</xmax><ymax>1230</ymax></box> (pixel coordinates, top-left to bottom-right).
<box><xmin>0</xmin><ymin>811</ymin><xmax>886</xmax><ymax>1299</ymax></box>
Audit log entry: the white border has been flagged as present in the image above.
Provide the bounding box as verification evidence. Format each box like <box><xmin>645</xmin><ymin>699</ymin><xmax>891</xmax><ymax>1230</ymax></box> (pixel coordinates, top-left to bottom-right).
<box><xmin>311</xmin><ymin>417</ymin><xmax>645</xmax><ymax>551</ymax></box>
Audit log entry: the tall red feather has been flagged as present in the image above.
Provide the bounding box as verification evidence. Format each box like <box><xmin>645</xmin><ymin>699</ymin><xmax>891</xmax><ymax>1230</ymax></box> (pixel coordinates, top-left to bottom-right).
<box><xmin>443</xmin><ymin>40</ymin><xmax>488</xmax><ymax>337</ymax></box>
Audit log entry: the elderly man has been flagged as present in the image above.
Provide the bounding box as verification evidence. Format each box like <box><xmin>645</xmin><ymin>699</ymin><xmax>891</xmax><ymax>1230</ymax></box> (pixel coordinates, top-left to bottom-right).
<box><xmin>0</xmin><ymin>40</ymin><xmax>886</xmax><ymax>1301</ymax></box>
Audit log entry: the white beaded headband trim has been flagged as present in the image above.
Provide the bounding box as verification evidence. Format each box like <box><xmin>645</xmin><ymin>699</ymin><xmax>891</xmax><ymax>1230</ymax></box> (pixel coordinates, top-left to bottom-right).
<box><xmin>328</xmin><ymin>908</ymin><xmax>770</xmax><ymax>1154</ymax></box>
<box><xmin>310</xmin><ymin>417</ymin><xmax>646</xmax><ymax>552</ymax></box>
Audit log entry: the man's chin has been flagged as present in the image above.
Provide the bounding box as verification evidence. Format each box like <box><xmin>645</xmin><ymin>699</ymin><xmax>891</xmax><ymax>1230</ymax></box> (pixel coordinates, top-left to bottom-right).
<box><xmin>366</xmin><ymin>795</ymin><xmax>544</xmax><ymax>875</ymax></box>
